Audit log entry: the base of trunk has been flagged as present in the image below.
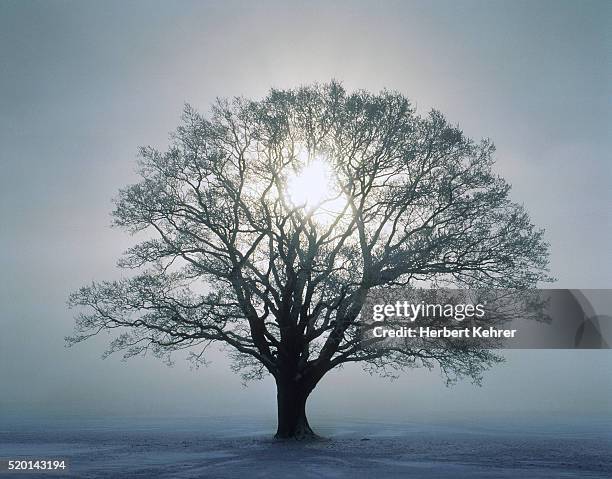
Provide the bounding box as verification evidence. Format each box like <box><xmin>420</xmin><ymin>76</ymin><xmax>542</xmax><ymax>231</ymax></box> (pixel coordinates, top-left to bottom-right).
<box><xmin>274</xmin><ymin>416</ymin><xmax>318</xmax><ymax>440</ymax></box>
<box><xmin>275</xmin><ymin>381</ymin><xmax>318</xmax><ymax>440</ymax></box>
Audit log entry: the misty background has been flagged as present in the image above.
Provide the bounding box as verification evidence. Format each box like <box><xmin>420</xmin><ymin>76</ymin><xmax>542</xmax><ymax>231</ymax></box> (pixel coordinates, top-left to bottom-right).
<box><xmin>1</xmin><ymin>0</ymin><xmax>611</xmax><ymax>424</ymax></box>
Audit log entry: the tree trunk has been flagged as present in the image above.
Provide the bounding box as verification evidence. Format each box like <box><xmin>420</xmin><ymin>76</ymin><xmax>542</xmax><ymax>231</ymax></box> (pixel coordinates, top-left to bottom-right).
<box><xmin>275</xmin><ymin>380</ymin><xmax>316</xmax><ymax>440</ymax></box>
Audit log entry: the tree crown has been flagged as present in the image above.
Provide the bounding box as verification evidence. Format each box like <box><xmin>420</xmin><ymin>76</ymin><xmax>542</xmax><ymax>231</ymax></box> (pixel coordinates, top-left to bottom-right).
<box><xmin>69</xmin><ymin>82</ymin><xmax>550</xmax><ymax>385</ymax></box>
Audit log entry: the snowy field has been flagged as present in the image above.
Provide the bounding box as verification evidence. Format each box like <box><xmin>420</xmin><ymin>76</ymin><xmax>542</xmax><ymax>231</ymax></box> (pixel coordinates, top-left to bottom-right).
<box><xmin>1</xmin><ymin>416</ymin><xmax>611</xmax><ymax>478</ymax></box>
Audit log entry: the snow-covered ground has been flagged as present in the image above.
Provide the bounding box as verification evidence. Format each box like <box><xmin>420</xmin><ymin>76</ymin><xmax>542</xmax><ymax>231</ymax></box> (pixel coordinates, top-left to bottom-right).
<box><xmin>1</xmin><ymin>416</ymin><xmax>610</xmax><ymax>478</ymax></box>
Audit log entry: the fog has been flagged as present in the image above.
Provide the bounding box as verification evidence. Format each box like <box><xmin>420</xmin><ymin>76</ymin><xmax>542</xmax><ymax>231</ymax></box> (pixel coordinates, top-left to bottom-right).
<box><xmin>1</xmin><ymin>0</ymin><xmax>610</xmax><ymax>423</ymax></box>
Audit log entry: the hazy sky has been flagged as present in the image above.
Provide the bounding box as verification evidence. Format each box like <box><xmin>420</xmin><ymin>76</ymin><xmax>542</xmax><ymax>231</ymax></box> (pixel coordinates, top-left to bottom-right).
<box><xmin>1</xmin><ymin>0</ymin><xmax>611</xmax><ymax>422</ymax></box>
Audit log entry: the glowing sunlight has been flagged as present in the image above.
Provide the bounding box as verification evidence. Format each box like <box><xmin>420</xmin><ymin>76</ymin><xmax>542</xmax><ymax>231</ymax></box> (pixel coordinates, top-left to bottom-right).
<box><xmin>286</xmin><ymin>155</ymin><xmax>347</xmax><ymax>223</ymax></box>
<box><xmin>287</xmin><ymin>158</ymin><xmax>334</xmax><ymax>208</ymax></box>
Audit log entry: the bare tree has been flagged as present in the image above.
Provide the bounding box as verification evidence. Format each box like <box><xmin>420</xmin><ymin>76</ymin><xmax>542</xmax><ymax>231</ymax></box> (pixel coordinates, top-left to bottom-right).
<box><xmin>68</xmin><ymin>82</ymin><xmax>550</xmax><ymax>439</ymax></box>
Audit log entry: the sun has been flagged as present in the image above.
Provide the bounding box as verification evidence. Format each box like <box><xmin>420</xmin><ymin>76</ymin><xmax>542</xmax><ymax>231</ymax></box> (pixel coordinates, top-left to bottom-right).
<box><xmin>287</xmin><ymin>158</ymin><xmax>335</xmax><ymax>209</ymax></box>
<box><xmin>285</xmin><ymin>154</ymin><xmax>348</xmax><ymax>222</ymax></box>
